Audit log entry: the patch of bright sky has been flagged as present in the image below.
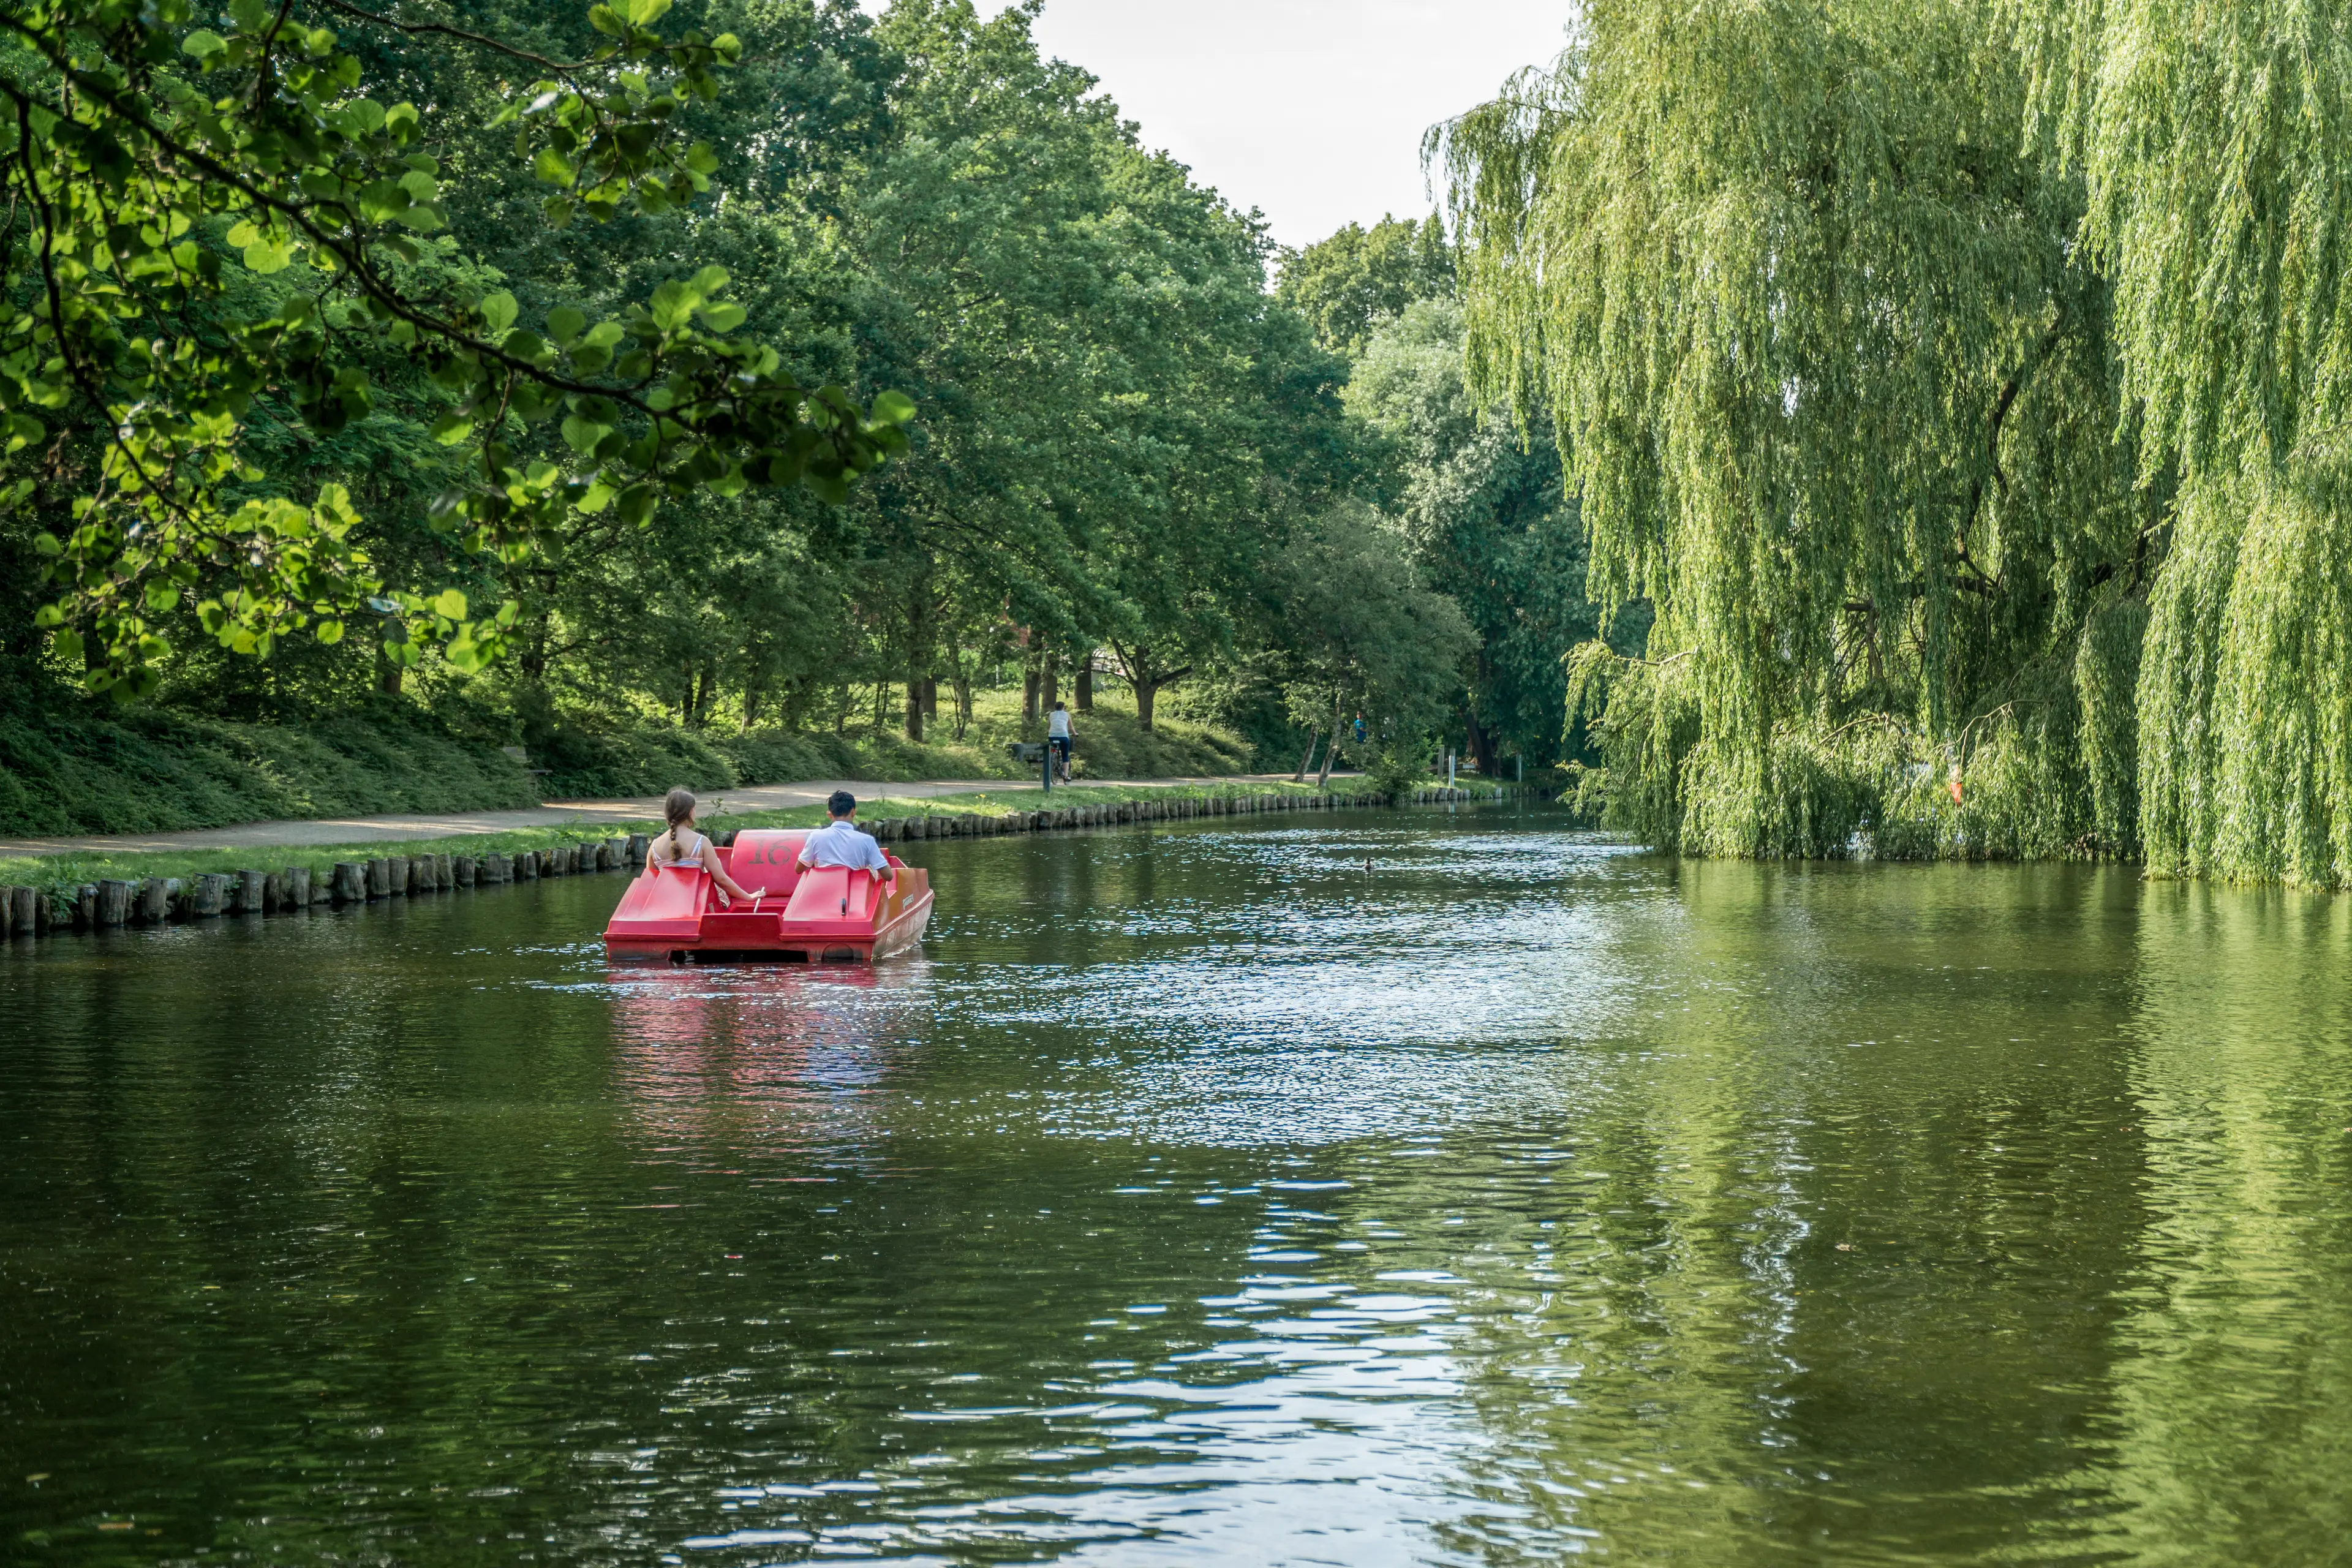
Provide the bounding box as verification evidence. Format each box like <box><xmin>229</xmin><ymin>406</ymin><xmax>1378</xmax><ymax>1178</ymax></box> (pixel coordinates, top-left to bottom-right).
<box><xmin>859</xmin><ymin>1</ymin><xmax>1575</xmax><ymax>251</ymax></box>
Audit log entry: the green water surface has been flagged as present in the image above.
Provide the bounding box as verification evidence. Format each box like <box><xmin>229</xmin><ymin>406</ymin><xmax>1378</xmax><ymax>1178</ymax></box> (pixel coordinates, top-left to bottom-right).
<box><xmin>3</xmin><ymin>806</ymin><xmax>2348</xmax><ymax>1565</ymax></box>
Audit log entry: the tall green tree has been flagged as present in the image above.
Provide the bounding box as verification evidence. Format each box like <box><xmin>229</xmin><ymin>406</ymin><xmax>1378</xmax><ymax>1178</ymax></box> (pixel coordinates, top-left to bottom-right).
<box><xmin>1346</xmin><ymin>298</ymin><xmax>1602</xmax><ymax>772</ymax></box>
<box><xmin>1275</xmin><ymin>212</ymin><xmax>1453</xmax><ymax>358</ymax></box>
<box><xmin>1273</xmin><ymin>500</ymin><xmax>1476</xmax><ymax>784</ymax></box>
<box><xmin>1437</xmin><ymin>0</ymin><xmax>2139</xmax><ymax>858</ymax></box>
<box><xmin>2010</xmin><ymin>0</ymin><xmax>2352</xmax><ymax>886</ymax></box>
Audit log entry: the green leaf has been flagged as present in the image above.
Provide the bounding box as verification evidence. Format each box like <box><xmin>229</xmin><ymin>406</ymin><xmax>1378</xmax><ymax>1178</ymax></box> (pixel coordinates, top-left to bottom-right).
<box><xmin>228</xmin><ymin>0</ymin><xmax>270</xmax><ymax>33</ymax></box>
<box><xmin>615</xmin><ymin>483</ymin><xmax>657</xmax><ymax>527</ymax></box>
<box><xmin>561</xmin><ymin>413</ymin><xmax>614</xmax><ymax>454</ymax></box>
<box><xmin>480</xmin><ymin>291</ymin><xmax>518</xmax><ymax>334</ymax></box>
<box><xmin>241</xmin><ymin>233</ymin><xmax>294</xmax><ymax>274</ymax></box>
<box><xmin>315</xmin><ymin>619</ymin><xmax>345</xmax><ymax>646</ymax></box>
<box><xmin>52</xmin><ymin>628</ymin><xmax>83</xmax><ymax>662</ymax></box>
<box><xmin>533</xmin><ymin>148</ymin><xmax>577</xmax><ymax>189</ymax></box>
<box><xmin>358</xmin><ymin>179</ymin><xmax>412</xmax><ymax>221</ymax></box>
<box><xmin>626</xmin><ymin>0</ymin><xmax>673</xmax><ymax>26</ymax></box>
<box><xmin>181</xmin><ymin>30</ymin><xmax>227</xmax><ymax>59</ymax></box>
<box><xmin>433</xmin><ymin>589</ymin><xmax>468</xmax><ymax>620</ymax></box>
<box><xmin>547</xmin><ymin>305</ymin><xmax>586</xmax><ymax>345</ymax></box>
<box><xmin>587</xmin><ymin>4</ymin><xmax>625</xmax><ymax>35</ymax></box>
<box><xmin>429</xmin><ymin>411</ymin><xmax>475</xmax><ymax>445</ymax></box>
<box><xmin>696</xmin><ymin>302</ymin><xmax>745</xmax><ymax>333</ymax></box>
<box><xmin>650</xmin><ymin>280</ymin><xmax>692</xmax><ymax>330</ymax></box>
<box><xmin>871</xmin><ymin>390</ymin><xmax>918</xmax><ymax>425</ymax></box>
<box><xmin>576</xmin><ymin>480</ymin><xmax>616</xmax><ymax>514</ymax></box>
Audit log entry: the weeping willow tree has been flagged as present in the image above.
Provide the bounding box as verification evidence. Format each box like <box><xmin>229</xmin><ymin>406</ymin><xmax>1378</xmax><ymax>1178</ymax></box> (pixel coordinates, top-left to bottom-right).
<box><xmin>2008</xmin><ymin>0</ymin><xmax>2352</xmax><ymax>886</ymax></box>
<box><xmin>1434</xmin><ymin>0</ymin><xmax>2147</xmax><ymax>862</ymax></box>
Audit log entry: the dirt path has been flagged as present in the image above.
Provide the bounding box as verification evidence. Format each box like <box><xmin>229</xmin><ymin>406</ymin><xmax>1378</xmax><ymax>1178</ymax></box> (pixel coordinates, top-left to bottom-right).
<box><xmin>0</xmin><ymin>775</ymin><xmax>1298</xmax><ymax>858</ymax></box>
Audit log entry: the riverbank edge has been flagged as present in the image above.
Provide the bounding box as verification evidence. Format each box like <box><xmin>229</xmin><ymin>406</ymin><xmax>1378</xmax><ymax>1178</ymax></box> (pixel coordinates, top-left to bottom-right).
<box><xmin>0</xmin><ymin>780</ymin><xmax>1523</xmax><ymax>941</ymax></box>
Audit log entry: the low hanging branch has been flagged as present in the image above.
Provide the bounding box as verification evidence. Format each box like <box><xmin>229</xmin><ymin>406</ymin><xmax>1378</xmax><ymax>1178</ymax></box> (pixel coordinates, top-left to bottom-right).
<box><xmin>0</xmin><ymin>0</ymin><xmax>914</xmax><ymax>698</ymax></box>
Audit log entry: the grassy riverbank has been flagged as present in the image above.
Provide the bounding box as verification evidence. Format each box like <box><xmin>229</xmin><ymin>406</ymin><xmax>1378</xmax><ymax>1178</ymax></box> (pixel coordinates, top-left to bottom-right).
<box><xmin>0</xmin><ymin>779</ymin><xmax>1514</xmax><ymax>913</ymax></box>
<box><xmin>0</xmin><ymin>689</ymin><xmax>1257</xmax><ymax>838</ymax></box>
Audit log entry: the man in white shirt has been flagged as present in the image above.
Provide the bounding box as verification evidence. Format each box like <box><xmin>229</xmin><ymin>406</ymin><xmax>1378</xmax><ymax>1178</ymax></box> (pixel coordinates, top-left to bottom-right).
<box><xmin>1047</xmin><ymin>701</ymin><xmax>1072</xmax><ymax>780</ymax></box>
<box><xmin>796</xmin><ymin>791</ymin><xmax>895</xmax><ymax>884</ymax></box>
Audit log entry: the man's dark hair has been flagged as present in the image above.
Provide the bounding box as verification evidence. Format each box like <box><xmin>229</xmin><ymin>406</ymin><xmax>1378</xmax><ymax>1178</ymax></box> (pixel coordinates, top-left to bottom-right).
<box><xmin>1054</xmin><ymin>701</ymin><xmax>1066</xmax><ymax>710</ymax></box>
<box><xmin>827</xmin><ymin>791</ymin><xmax>856</xmax><ymax>818</ymax></box>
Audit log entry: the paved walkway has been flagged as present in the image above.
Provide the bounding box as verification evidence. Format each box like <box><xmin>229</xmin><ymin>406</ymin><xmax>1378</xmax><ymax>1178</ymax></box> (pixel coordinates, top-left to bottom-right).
<box><xmin>0</xmin><ymin>775</ymin><xmax>1325</xmax><ymax>858</ymax></box>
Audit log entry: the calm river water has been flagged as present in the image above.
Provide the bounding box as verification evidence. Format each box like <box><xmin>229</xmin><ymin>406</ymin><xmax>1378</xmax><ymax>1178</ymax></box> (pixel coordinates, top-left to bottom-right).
<box><xmin>4</xmin><ymin>805</ymin><xmax>2350</xmax><ymax>1565</ymax></box>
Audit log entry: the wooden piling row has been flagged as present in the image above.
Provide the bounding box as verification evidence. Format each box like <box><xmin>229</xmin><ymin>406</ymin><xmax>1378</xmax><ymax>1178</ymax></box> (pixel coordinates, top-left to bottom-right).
<box><xmin>2</xmin><ymin>787</ymin><xmax>1516</xmax><ymax>945</ymax></box>
<box><xmin>0</xmin><ymin>830</ymin><xmax>658</xmax><ymax>943</ymax></box>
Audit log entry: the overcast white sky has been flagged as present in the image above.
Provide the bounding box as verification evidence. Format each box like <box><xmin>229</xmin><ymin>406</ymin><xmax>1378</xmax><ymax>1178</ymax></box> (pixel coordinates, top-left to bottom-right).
<box><xmin>861</xmin><ymin>1</ymin><xmax>1576</xmax><ymax>251</ymax></box>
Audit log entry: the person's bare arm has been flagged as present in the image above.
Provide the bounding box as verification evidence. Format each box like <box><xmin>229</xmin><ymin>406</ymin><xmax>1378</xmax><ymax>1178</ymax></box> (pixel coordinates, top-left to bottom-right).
<box><xmin>711</xmin><ymin>862</ymin><xmax>755</xmax><ymax>902</ymax></box>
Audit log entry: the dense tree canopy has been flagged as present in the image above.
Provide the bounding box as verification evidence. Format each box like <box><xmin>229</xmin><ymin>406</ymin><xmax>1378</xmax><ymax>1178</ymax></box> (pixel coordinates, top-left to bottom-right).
<box><xmin>0</xmin><ymin>0</ymin><xmax>911</xmax><ymax>699</ymax></box>
<box><xmin>1436</xmin><ymin>0</ymin><xmax>2352</xmax><ymax>883</ymax></box>
<box><xmin>4</xmin><ymin>0</ymin><xmax>1536</xmax><ymax>793</ymax></box>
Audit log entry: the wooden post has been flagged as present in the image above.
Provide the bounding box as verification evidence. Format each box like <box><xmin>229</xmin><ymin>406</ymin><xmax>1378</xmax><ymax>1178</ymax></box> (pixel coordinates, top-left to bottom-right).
<box><xmin>233</xmin><ymin>870</ymin><xmax>266</xmax><ymax>914</ymax></box>
<box><xmin>517</xmin><ymin>850</ymin><xmax>538</xmax><ymax>881</ymax></box>
<box><xmin>95</xmin><ymin>880</ymin><xmax>132</xmax><ymax>927</ymax></box>
<box><xmin>625</xmin><ymin>834</ymin><xmax>648</xmax><ymax>867</ymax></box>
<box><xmin>191</xmin><ymin>874</ymin><xmax>228</xmax><ymax>917</ymax></box>
<box><xmin>135</xmin><ymin>878</ymin><xmax>170</xmax><ymax>925</ymax></box>
<box><xmin>454</xmin><ymin>857</ymin><xmax>477</xmax><ymax>888</ymax></box>
<box><xmin>332</xmin><ymin>863</ymin><xmax>364</xmax><ymax>903</ymax></box>
<box><xmin>366</xmin><ymin>859</ymin><xmax>389</xmax><ymax>898</ymax></box>
<box><xmin>285</xmin><ymin>868</ymin><xmax>311</xmax><ymax>908</ymax></box>
<box><xmin>386</xmin><ymin>857</ymin><xmax>410</xmax><ymax>897</ymax></box>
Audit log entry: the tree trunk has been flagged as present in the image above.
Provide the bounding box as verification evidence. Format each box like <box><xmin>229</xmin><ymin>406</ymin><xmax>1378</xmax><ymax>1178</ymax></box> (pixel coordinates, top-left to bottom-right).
<box><xmin>1468</xmin><ymin>714</ymin><xmax>1497</xmax><ymax>774</ymax></box>
<box><xmin>1135</xmin><ymin>677</ymin><xmax>1156</xmax><ymax>732</ymax></box>
<box><xmin>921</xmin><ymin>677</ymin><xmax>938</xmax><ymax>718</ymax></box>
<box><xmin>1042</xmin><ymin>654</ymin><xmax>1059</xmax><ymax>714</ymax></box>
<box><xmin>1316</xmin><ymin>695</ymin><xmax>1343</xmax><ymax>790</ymax></box>
<box><xmin>1076</xmin><ymin>655</ymin><xmax>1093</xmax><ymax>712</ymax></box>
<box><xmin>904</xmin><ymin>662</ymin><xmax>924</xmax><ymax>742</ymax></box>
<box><xmin>1292</xmin><ymin>727</ymin><xmax>1318</xmax><ymax>783</ymax></box>
<box><xmin>1023</xmin><ymin>663</ymin><xmax>1040</xmax><ymax>726</ymax></box>
<box><xmin>952</xmin><ymin>674</ymin><xmax>973</xmax><ymax>739</ymax></box>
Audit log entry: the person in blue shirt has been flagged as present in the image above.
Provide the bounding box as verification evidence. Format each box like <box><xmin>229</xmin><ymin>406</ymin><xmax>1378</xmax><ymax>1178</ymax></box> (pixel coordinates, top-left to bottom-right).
<box><xmin>796</xmin><ymin>791</ymin><xmax>897</xmax><ymax>886</ymax></box>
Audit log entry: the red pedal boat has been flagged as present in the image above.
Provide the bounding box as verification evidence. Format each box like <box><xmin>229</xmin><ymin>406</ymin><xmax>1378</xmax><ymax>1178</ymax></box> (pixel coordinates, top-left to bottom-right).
<box><xmin>603</xmin><ymin>829</ymin><xmax>933</xmax><ymax>963</ymax></box>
